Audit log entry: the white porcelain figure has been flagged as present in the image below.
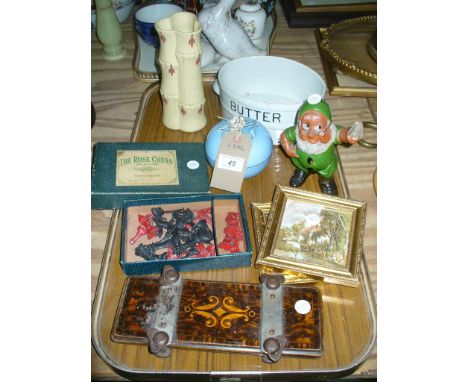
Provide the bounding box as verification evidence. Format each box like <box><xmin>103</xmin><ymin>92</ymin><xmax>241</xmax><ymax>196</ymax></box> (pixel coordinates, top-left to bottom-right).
<box><xmin>201</xmin><ymin>36</ymin><xmax>216</xmax><ymax>67</ymax></box>
<box><xmin>155</xmin><ymin>12</ymin><xmax>207</xmax><ymax>132</ymax></box>
<box><xmin>198</xmin><ymin>0</ymin><xmax>266</xmax><ymax>60</ymax></box>
<box><xmin>235</xmin><ymin>1</ymin><xmax>267</xmax><ymax>40</ymax></box>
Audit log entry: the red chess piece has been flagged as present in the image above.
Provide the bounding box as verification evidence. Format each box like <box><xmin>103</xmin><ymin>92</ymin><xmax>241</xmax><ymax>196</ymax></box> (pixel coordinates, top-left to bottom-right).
<box><xmin>130</xmin><ymin>225</ymin><xmax>147</xmax><ymax>245</ymax></box>
<box><xmin>225</xmin><ymin>212</ymin><xmax>240</xmax><ymax>225</ymax></box>
<box><xmin>218</xmin><ymin>239</ymin><xmax>240</xmax><ymax>253</ymax></box>
<box><xmin>130</xmin><ymin>214</ymin><xmax>157</xmax><ymax>245</ymax></box>
<box><xmin>224</xmin><ymin>225</ymin><xmax>243</xmax><ymax>240</ymax></box>
<box><xmin>192</xmin><ymin>243</ymin><xmax>216</xmax><ymax>258</ymax></box>
<box><xmin>206</xmin><ymin>244</ymin><xmax>215</xmax><ymax>257</ymax></box>
<box><xmin>193</xmin><ymin>207</ymin><xmax>213</xmax><ymax>226</ymax></box>
<box><xmin>166</xmin><ymin>246</ymin><xmax>178</xmax><ymax>260</ymax></box>
<box><xmin>218</xmin><ymin>212</ymin><xmax>244</xmax><ymax>253</ymax></box>
<box><xmin>145</xmin><ymin>225</ymin><xmax>157</xmax><ymax>240</ymax></box>
<box><xmin>194</xmin><ymin>243</ymin><xmax>208</xmax><ymax>258</ymax></box>
<box><xmin>138</xmin><ymin>213</ymin><xmax>153</xmax><ymax>229</ymax></box>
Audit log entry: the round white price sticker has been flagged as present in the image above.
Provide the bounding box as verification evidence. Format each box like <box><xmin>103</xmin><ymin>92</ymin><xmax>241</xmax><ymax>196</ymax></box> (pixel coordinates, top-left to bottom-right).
<box><xmin>186</xmin><ymin>160</ymin><xmax>200</xmax><ymax>170</ymax></box>
<box><xmin>294</xmin><ymin>300</ymin><xmax>311</xmax><ymax>315</ymax></box>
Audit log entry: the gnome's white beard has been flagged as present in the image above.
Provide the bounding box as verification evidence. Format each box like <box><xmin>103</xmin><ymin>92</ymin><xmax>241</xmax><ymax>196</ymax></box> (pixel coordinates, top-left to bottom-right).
<box><xmin>295</xmin><ymin>125</ymin><xmax>337</xmax><ymax>155</ymax></box>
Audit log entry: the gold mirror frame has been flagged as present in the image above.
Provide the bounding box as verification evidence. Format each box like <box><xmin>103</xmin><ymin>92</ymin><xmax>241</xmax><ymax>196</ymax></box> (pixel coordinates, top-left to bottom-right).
<box><xmin>315</xmin><ymin>29</ymin><xmax>376</xmax><ymax>97</ymax></box>
<box><xmin>319</xmin><ymin>15</ymin><xmax>377</xmax><ymax>86</ymax></box>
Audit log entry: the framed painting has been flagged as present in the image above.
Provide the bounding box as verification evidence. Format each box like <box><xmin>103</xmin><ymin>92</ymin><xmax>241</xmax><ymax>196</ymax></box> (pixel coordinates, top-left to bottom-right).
<box><xmin>252</xmin><ymin>202</ymin><xmax>315</xmax><ymax>284</ymax></box>
<box><xmin>280</xmin><ymin>0</ymin><xmax>377</xmax><ymax>28</ymax></box>
<box><xmin>255</xmin><ymin>186</ymin><xmax>366</xmax><ymax>287</ymax></box>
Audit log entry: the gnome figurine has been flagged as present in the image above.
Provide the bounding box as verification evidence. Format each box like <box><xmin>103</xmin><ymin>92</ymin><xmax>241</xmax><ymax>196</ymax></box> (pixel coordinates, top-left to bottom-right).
<box><xmin>280</xmin><ymin>94</ymin><xmax>364</xmax><ymax>195</ymax></box>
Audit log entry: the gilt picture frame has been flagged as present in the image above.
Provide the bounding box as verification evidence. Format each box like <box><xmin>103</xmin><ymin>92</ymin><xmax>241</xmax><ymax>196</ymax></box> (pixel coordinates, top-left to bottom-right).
<box><xmin>251</xmin><ymin>202</ymin><xmax>272</xmax><ymax>250</ymax></box>
<box><xmin>252</xmin><ymin>202</ymin><xmax>315</xmax><ymax>284</ymax></box>
<box><xmin>255</xmin><ymin>186</ymin><xmax>366</xmax><ymax>287</ymax></box>
<box><xmin>280</xmin><ymin>0</ymin><xmax>377</xmax><ymax>28</ymax></box>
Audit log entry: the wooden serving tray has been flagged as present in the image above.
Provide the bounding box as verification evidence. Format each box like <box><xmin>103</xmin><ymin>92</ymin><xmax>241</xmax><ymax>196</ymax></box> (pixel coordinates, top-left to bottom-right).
<box><xmin>91</xmin><ymin>82</ymin><xmax>376</xmax><ymax>380</ymax></box>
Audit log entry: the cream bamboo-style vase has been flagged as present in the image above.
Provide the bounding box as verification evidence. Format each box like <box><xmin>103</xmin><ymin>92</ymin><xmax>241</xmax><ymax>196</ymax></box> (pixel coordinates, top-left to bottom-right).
<box><xmin>155</xmin><ymin>16</ymin><xmax>179</xmax><ymax>130</ymax></box>
<box><xmin>155</xmin><ymin>12</ymin><xmax>206</xmax><ymax>132</ymax></box>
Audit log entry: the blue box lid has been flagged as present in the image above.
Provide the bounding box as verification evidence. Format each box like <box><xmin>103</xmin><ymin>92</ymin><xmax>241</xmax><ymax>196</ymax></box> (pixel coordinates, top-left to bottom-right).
<box><xmin>91</xmin><ymin>142</ymin><xmax>210</xmax><ymax>209</ymax></box>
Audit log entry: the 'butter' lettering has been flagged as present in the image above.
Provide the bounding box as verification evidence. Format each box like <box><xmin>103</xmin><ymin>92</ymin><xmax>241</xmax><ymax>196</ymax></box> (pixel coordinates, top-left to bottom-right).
<box><xmin>229</xmin><ymin>101</ymin><xmax>282</xmax><ymax>124</ymax></box>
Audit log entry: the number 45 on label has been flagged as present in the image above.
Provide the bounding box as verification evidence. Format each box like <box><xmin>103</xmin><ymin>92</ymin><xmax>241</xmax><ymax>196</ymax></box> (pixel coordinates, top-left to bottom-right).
<box><xmin>217</xmin><ymin>154</ymin><xmax>245</xmax><ymax>173</ymax></box>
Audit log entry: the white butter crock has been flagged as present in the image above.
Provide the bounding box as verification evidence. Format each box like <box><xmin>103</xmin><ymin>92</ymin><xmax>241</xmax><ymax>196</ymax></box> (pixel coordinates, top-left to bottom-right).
<box><xmin>213</xmin><ymin>56</ymin><xmax>326</xmax><ymax>144</ymax></box>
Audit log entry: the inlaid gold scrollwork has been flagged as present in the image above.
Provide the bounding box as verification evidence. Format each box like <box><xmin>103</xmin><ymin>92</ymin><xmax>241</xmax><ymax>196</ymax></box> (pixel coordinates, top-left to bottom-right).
<box><xmin>220</xmin><ymin>313</ymin><xmax>249</xmax><ymax>329</ymax></box>
<box><xmin>188</xmin><ymin>310</ymin><xmax>217</xmax><ymax>327</ymax></box>
<box><xmin>222</xmin><ymin>297</ymin><xmax>249</xmax><ymax>313</ymax></box>
<box><xmin>184</xmin><ymin>295</ymin><xmax>256</xmax><ymax>329</ymax></box>
<box><xmin>190</xmin><ymin>296</ymin><xmax>219</xmax><ymax>311</ymax></box>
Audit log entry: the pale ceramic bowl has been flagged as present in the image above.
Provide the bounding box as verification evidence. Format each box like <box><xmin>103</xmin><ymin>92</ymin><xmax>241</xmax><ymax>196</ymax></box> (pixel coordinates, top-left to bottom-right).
<box><xmin>91</xmin><ymin>0</ymin><xmax>136</xmax><ymax>28</ymax></box>
<box><xmin>213</xmin><ymin>56</ymin><xmax>326</xmax><ymax>144</ymax></box>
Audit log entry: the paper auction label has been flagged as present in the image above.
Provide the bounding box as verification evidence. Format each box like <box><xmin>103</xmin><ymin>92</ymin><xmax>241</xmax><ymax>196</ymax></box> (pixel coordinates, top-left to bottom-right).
<box><xmin>210</xmin><ymin>131</ymin><xmax>252</xmax><ymax>193</ymax></box>
<box><xmin>116</xmin><ymin>150</ymin><xmax>179</xmax><ymax>186</ymax></box>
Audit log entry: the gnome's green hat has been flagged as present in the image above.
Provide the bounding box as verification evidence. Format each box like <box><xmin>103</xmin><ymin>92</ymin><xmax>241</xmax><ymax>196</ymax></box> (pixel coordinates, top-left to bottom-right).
<box><xmin>297</xmin><ymin>94</ymin><xmax>332</xmax><ymax>122</ymax></box>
